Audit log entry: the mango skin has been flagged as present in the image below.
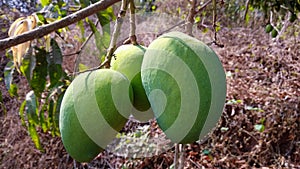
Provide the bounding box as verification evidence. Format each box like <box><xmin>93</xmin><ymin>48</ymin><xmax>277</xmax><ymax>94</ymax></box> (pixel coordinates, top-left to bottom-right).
<box><xmin>59</xmin><ymin>69</ymin><xmax>132</xmax><ymax>162</ymax></box>
<box><xmin>111</xmin><ymin>45</ymin><xmax>154</xmax><ymax>122</ymax></box>
<box><xmin>141</xmin><ymin>31</ymin><xmax>226</xmax><ymax>144</ymax></box>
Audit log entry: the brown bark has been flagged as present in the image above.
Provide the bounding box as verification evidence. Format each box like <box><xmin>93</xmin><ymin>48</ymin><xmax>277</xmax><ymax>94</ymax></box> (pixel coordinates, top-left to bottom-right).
<box><xmin>0</xmin><ymin>0</ymin><xmax>121</xmax><ymax>51</ymax></box>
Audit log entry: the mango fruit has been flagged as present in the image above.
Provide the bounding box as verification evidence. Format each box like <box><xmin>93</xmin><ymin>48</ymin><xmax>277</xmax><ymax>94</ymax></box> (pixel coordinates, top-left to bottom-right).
<box><xmin>59</xmin><ymin>69</ymin><xmax>132</xmax><ymax>162</ymax></box>
<box><xmin>111</xmin><ymin>45</ymin><xmax>153</xmax><ymax>122</ymax></box>
<box><xmin>141</xmin><ymin>31</ymin><xmax>226</xmax><ymax>144</ymax></box>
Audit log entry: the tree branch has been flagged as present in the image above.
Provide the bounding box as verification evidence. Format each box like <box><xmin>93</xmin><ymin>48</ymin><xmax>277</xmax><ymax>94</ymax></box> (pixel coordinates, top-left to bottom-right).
<box><xmin>0</xmin><ymin>0</ymin><xmax>121</xmax><ymax>51</ymax></box>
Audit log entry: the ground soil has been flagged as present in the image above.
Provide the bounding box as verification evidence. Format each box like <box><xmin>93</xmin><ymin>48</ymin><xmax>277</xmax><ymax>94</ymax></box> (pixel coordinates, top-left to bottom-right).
<box><xmin>0</xmin><ymin>3</ymin><xmax>299</xmax><ymax>169</ymax></box>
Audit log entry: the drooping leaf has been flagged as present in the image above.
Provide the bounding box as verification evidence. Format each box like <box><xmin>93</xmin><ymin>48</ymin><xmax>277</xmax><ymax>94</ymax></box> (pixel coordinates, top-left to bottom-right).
<box><xmin>4</xmin><ymin>61</ymin><xmax>18</xmax><ymax>97</ymax></box>
<box><xmin>48</xmin><ymin>99</ymin><xmax>55</xmax><ymax>136</ymax></box>
<box><xmin>30</xmin><ymin>48</ymin><xmax>48</xmax><ymax>97</ymax></box>
<box><xmin>97</xmin><ymin>6</ymin><xmax>116</xmax><ymax>27</ymax></box>
<box><xmin>87</xmin><ymin>19</ymin><xmax>103</xmax><ymax>55</ymax></box>
<box><xmin>77</xmin><ymin>20</ymin><xmax>86</xmax><ymax>42</ymax></box>
<box><xmin>39</xmin><ymin>102</ymin><xmax>48</xmax><ymax>132</ymax></box>
<box><xmin>8</xmin><ymin>16</ymin><xmax>37</xmax><ymax>70</ymax></box>
<box><xmin>53</xmin><ymin>93</ymin><xmax>64</xmax><ymax>136</ymax></box>
<box><xmin>8</xmin><ymin>84</ymin><xmax>18</xmax><ymax>97</ymax></box>
<box><xmin>25</xmin><ymin>91</ymin><xmax>39</xmax><ymax>125</ymax></box>
<box><xmin>97</xmin><ymin>7</ymin><xmax>114</xmax><ymax>51</ymax></box>
<box><xmin>20</xmin><ymin>47</ymin><xmax>35</xmax><ymax>81</ymax></box>
<box><xmin>28</xmin><ymin>123</ymin><xmax>44</xmax><ymax>151</ymax></box>
<box><xmin>47</xmin><ymin>39</ymin><xmax>63</xmax><ymax>88</ymax></box>
<box><xmin>19</xmin><ymin>100</ymin><xmax>27</xmax><ymax>126</ymax></box>
<box><xmin>4</xmin><ymin>61</ymin><xmax>15</xmax><ymax>91</ymax></box>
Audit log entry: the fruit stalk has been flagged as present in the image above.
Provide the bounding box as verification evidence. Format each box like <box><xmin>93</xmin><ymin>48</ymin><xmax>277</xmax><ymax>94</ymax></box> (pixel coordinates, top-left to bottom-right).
<box><xmin>124</xmin><ymin>0</ymin><xmax>138</xmax><ymax>45</ymax></box>
<box><xmin>101</xmin><ymin>0</ymin><xmax>130</xmax><ymax>68</ymax></box>
<box><xmin>186</xmin><ymin>0</ymin><xmax>197</xmax><ymax>36</ymax></box>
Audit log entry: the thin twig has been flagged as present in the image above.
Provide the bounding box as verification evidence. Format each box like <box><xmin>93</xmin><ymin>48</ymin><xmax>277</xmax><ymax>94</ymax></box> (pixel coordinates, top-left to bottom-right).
<box><xmin>212</xmin><ymin>0</ymin><xmax>217</xmax><ymax>42</ymax></box>
<box><xmin>174</xmin><ymin>143</ymin><xmax>179</xmax><ymax>169</ymax></box>
<box><xmin>243</xmin><ymin>0</ymin><xmax>250</xmax><ymax>21</ymax></box>
<box><xmin>123</xmin><ymin>0</ymin><xmax>138</xmax><ymax>45</ymax></box>
<box><xmin>0</xmin><ymin>0</ymin><xmax>121</xmax><ymax>51</ymax></box>
<box><xmin>275</xmin><ymin>12</ymin><xmax>290</xmax><ymax>42</ymax></box>
<box><xmin>186</xmin><ymin>0</ymin><xmax>197</xmax><ymax>36</ymax></box>
<box><xmin>178</xmin><ymin>144</ymin><xmax>185</xmax><ymax>169</ymax></box>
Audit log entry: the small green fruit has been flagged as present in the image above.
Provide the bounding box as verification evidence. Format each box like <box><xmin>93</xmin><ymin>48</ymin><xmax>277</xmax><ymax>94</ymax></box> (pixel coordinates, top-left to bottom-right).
<box><xmin>271</xmin><ymin>29</ymin><xmax>278</xmax><ymax>38</ymax></box>
<box><xmin>59</xmin><ymin>69</ymin><xmax>132</xmax><ymax>162</ymax></box>
<box><xmin>111</xmin><ymin>45</ymin><xmax>153</xmax><ymax>122</ymax></box>
<box><xmin>141</xmin><ymin>31</ymin><xmax>226</xmax><ymax>144</ymax></box>
<box><xmin>265</xmin><ymin>24</ymin><xmax>273</xmax><ymax>33</ymax></box>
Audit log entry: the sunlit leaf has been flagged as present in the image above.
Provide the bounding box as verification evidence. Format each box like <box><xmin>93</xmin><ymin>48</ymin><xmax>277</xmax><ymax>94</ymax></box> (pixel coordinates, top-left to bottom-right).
<box><xmin>77</xmin><ymin>20</ymin><xmax>86</xmax><ymax>42</ymax></box>
<box><xmin>19</xmin><ymin>100</ymin><xmax>27</xmax><ymax>126</ymax></box>
<box><xmin>194</xmin><ymin>16</ymin><xmax>200</xmax><ymax>23</ymax></box>
<box><xmin>215</xmin><ymin>22</ymin><xmax>221</xmax><ymax>32</ymax></box>
<box><xmin>40</xmin><ymin>0</ymin><xmax>51</xmax><ymax>7</ymax></box>
<box><xmin>28</xmin><ymin>123</ymin><xmax>44</xmax><ymax>151</ymax></box>
<box><xmin>8</xmin><ymin>84</ymin><xmax>18</xmax><ymax>97</ymax></box>
<box><xmin>39</xmin><ymin>103</ymin><xmax>48</xmax><ymax>132</ymax></box>
<box><xmin>78</xmin><ymin>63</ymin><xmax>89</xmax><ymax>71</ymax></box>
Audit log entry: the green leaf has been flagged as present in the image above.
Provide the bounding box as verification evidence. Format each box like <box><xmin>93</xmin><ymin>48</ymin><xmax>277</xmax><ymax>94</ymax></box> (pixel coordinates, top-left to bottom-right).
<box><xmin>4</xmin><ymin>61</ymin><xmax>15</xmax><ymax>91</ymax></box>
<box><xmin>215</xmin><ymin>22</ymin><xmax>221</xmax><ymax>32</ymax></box>
<box><xmin>20</xmin><ymin>48</ymin><xmax>35</xmax><ymax>83</ymax></box>
<box><xmin>19</xmin><ymin>100</ymin><xmax>27</xmax><ymax>126</ymax></box>
<box><xmin>87</xmin><ymin>19</ymin><xmax>104</xmax><ymax>56</ymax></box>
<box><xmin>36</xmin><ymin>13</ymin><xmax>46</xmax><ymax>25</ymax></box>
<box><xmin>77</xmin><ymin>20</ymin><xmax>86</xmax><ymax>42</ymax></box>
<box><xmin>3</xmin><ymin>61</ymin><xmax>18</xmax><ymax>97</ymax></box>
<box><xmin>48</xmin><ymin>99</ymin><xmax>55</xmax><ymax>136</ymax></box>
<box><xmin>39</xmin><ymin>103</ymin><xmax>48</xmax><ymax>132</ymax></box>
<box><xmin>78</xmin><ymin>63</ymin><xmax>89</xmax><ymax>71</ymax></box>
<box><xmin>8</xmin><ymin>84</ymin><xmax>18</xmax><ymax>97</ymax></box>
<box><xmin>79</xmin><ymin>0</ymin><xmax>90</xmax><ymax>8</ymax></box>
<box><xmin>26</xmin><ymin>91</ymin><xmax>39</xmax><ymax>125</ymax></box>
<box><xmin>54</xmin><ymin>93</ymin><xmax>64</xmax><ymax>136</ymax></box>
<box><xmin>254</xmin><ymin>124</ymin><xmax>265</xmax><ymax>132</ymax></box>
<box><xmin>97</xmin><ymin>6</ymin><xmax>116</xmax><ymax>27</ymax></box>
<box><xmin>30</xmin><ymin>48</ymin><xmax>48</xmax><ymax>97</ymax></box>
<box><xmin>28</xmin><ymin>122</ymin><xmax>44</xmax><ymax>151</ymax></box>
<box><xmin>194</xmin><ymin>16</ymin><xmax>200</xmax><ymax>23</ymax></box>
<box><xmin>47</xmin><ymin>39</ymin><xmax>63</xmax><ymax>88</ymax></box>
<box><xmin>40</xmin><ymin>0</ymin><xmax>51</xmax><ymax>7</ymax></box>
